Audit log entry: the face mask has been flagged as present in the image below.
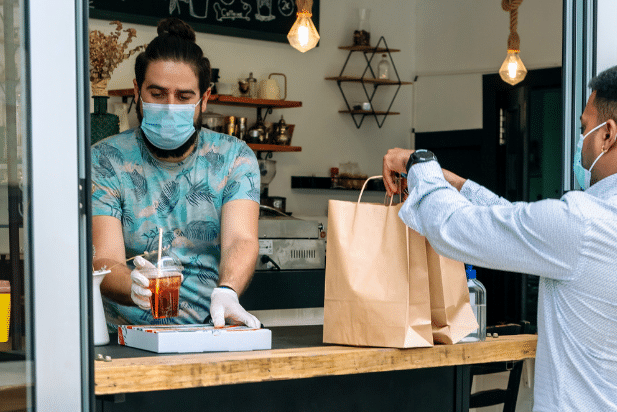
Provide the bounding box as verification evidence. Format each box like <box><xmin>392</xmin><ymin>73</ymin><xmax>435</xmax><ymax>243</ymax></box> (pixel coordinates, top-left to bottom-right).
<box><xmin>140</xmin><ymin>99</ymin><xmax>201</xmax><ymax>150</ymax></box>
<box><xmin>573</xmin><ymin>122</ymin><xmax>607</xmax><ymax>190</ymax></box>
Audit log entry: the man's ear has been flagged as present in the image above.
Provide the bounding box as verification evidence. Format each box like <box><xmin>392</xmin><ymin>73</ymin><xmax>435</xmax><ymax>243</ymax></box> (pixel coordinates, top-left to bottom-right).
<box><xmin>200</xmin><ymin>88</ymin><xmax>211</xmax><ymax>113</ymax></box>
<box><xmin>605</xmin><ymin>119</ymin><xmax>617</xmax><ymax>152</ymax></box>
<box><xmin>133</xmin><ymin>79</ymin><xmax>140</xmax><ymax>104</ymax></box>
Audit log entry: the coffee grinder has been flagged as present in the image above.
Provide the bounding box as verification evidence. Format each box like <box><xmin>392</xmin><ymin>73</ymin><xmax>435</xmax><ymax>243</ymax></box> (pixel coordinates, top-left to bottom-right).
<box><xmin>258</xmin><ymin>159</ymin><xmax>286</xmax><ymax>213</ymax></box>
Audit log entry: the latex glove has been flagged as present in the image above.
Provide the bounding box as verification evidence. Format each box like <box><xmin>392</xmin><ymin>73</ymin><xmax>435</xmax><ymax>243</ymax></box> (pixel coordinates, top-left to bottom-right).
<box><xmin>210</xmin><ymin>287</ymin><xmax>261</xmax><ymax>329</ymax></box>
<box><xmin>131</xmin><ymin>256</ymin><xmax>184</xmax><ymax>310</ymax></box>
<box><xmin>130</xmin><ymin>256</ymin><xmax>154</xmax><ymax>310</ymax></box>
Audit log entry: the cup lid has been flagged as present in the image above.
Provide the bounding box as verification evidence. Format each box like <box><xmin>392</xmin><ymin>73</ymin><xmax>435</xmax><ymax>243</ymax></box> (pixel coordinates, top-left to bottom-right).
<box><xmin>142</xmin><ymin>249</ymin><xmax>183</xmax><ymax>272</ymax></box>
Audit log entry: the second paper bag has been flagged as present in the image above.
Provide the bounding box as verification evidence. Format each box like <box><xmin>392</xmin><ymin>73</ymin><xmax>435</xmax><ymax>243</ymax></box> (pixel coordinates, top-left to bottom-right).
<box><xmin>323</xmin><ymin>198</ymin><xmax>433</xmax><ymax>348</ymax></box>
<box><xmin>426</xmin><ymin>240</ymin><xmax>478</xmax><ymax>344</ymax></box>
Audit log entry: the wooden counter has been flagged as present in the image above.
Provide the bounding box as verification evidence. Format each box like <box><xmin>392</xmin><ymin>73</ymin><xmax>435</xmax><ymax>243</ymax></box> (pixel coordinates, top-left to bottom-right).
<box><xmin>94</xmin><ymin>326</ymin><xmax>537</xmax><ymax>396</ymax></box>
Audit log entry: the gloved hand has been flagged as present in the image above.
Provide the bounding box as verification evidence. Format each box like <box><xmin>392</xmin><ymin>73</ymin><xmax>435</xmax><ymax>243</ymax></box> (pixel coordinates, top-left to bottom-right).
<box><xmin>130</xmin><ymin>256</ymin><xmax>154</xmax><ymax>310</ymax></box>
<box><xmin>210</xmin><ymin>286</ymin><xmax>261</xmax><ymax>329</ymax></box>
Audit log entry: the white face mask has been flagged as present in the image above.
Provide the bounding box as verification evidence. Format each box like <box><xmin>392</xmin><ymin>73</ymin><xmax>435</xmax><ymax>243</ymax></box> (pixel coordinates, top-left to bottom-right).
<box><xmin>573</xmin><ymin>122</ymin><xmax>607</xmax><ymax>190</ymax></box>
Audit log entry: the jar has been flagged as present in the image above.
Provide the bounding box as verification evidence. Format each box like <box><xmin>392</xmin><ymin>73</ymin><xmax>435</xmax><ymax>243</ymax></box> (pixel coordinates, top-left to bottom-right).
<box><xmin>353</xmin><ymin>9</ymin><xmax>371</xmax><ymax>46</ymax></box>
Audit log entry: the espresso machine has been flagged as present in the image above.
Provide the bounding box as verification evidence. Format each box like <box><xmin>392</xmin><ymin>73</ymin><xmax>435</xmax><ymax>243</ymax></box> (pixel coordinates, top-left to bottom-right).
<box><xmin>239</xmin><ymin>159</ymin><xmax>327</xmax><ymax>323</ymax></box>
<box><xmin>259</xmin><ymin>159</ymin><xmax>286</xmax><ymax>213</ymax></box>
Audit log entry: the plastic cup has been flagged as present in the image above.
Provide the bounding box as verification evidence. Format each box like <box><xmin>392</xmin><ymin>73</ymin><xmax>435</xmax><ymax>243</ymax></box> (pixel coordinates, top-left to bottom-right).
<box><xmin>142</xmin><ymin>256</ymin><xmax>182</xmax><ymax>319</ymax></box>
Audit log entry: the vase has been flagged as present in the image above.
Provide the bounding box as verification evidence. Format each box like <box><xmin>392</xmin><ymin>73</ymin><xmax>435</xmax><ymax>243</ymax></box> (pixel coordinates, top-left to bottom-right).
<box><xmin>92</xmin><ymin>269</ymin><xmax>111</xmax><ymax>346</ymax></box>
<box><xmin>91</xmin><ymin>95</ymin><xmax>120</xmax><ymax>145</ymax></box>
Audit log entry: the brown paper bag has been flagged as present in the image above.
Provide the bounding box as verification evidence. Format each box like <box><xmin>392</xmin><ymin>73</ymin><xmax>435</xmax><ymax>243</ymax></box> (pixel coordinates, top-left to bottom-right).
<box><xmin>425</xmin><ymin>240</ymin><xmax>478</xmax><ymax>344</ymax></box>
<box><xmin>323</xmin><ymin>178</ymin><xmax>433</xmax><ymax>348</ymax></box>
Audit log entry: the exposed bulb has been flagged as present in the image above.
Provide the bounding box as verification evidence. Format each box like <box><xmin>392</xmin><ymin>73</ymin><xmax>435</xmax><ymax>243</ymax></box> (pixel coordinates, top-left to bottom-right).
<box><xmin>287</xmin><ymin>11</ymin><xmax>320</xmax><ymax>53</ymax></box>
<box><xmin>508</xmin><ymin>62</ymin><xmax>517</xmax><ymax>79</ymax></box>
<box><xmin>499</xmin><ymin>50</ymin><xmax>527</xmax><ymax>85</ymax></box>
<box><xmin>298</xmin><ymin>25</ymin><xmax>309</xmax><ymax>46</ymax></box>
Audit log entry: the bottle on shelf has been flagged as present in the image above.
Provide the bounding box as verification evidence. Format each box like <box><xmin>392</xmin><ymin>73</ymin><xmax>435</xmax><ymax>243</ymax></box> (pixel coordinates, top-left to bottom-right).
<box><xmin>377</xmin><ymin>54</ymin><xmax>390</xmax><ymax>80</ymax></box>
<box><xmin>460</xmin><ymin>264</ymin><xmax>487</xmax><ymax>342</ymax></box>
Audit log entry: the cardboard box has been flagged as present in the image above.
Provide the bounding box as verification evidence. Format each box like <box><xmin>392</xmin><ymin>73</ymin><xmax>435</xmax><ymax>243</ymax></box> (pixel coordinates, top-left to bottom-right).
<box><xmin>118</xmin><ymin>324</ymin><xmax>272</xmax><ymax>353</ymax></box>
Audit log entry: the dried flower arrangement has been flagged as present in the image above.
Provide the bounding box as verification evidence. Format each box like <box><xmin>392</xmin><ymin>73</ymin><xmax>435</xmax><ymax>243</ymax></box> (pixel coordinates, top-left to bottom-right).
<box><xmin>89</xmin><ymin>21</ymin><xmax>146</xmax><ymax>96</ymax></box>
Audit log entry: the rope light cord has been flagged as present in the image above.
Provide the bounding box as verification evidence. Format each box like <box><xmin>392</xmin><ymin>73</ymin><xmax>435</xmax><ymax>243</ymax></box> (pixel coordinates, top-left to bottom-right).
<box><xmin>296</xmin><ymin>0</ymin><xmax>313</xmax><ymax>14</ymax></box>
<box><xmin>502</xmin><ymin>0</ymin><xmax>523</xmax><ymax>51</ymax></box>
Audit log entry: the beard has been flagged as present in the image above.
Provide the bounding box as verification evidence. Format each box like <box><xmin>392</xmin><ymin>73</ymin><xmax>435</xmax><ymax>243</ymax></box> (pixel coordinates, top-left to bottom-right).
<box><xmin>137</xmin><ymin>103</ymin><xmax>203</xmax><ymax>160</ymax></box>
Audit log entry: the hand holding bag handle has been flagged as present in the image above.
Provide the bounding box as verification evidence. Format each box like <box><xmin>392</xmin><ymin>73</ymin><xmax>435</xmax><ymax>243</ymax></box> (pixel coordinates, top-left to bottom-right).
<box><xmin>358</xmin><ymin>176</ymin><xmax>402</xmax><ymax>205</ymax></box>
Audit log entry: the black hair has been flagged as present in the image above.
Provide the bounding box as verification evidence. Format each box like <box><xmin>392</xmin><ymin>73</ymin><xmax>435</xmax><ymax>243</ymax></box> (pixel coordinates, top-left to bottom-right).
<box><xmin>135</xmin><ymin>17</ymin><xmax>211</xmax><ymax>95</ymax></box>
<box><xmin>589</xmin><ymin>66</ymin><xmax>617</xmax><ymax>122</ymax></box>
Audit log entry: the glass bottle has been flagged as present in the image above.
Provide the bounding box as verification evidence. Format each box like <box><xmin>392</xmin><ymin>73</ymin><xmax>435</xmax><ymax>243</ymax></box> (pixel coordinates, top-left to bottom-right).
<box><xmin>460</xmin><ymin>265</ymin><xmax>487</xmax><ymax>342</ymax></box>
<box><xmin>377</xmin><ymin>54</ymin><xmax>390</xmax><ymax>80</ymax></box>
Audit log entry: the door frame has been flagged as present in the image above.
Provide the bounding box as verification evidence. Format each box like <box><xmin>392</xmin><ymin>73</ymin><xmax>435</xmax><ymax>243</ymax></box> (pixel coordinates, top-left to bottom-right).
<box><xmin>27</xmin><ymin>0</ymin><xmax>92</xmax><ymax>409</ymax></box>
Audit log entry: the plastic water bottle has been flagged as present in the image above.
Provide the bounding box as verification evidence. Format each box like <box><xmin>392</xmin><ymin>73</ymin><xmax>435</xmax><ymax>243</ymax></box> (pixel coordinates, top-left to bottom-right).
<box><xmin>460</xmin><ymin>264</ymin><xmax>486</xmax><ymax>342</ymax></box>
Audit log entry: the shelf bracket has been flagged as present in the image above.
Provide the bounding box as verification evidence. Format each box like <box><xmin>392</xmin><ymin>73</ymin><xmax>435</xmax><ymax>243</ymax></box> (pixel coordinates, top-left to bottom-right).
<box><xmin>257</xmin><ymin>106</ymin><xmax>274</xmax><ymax>122</ymax></box>
<box><xmin>256</xmin><ymin>151</ymin><xmax>274</xmax><ymax>160</ymax></box>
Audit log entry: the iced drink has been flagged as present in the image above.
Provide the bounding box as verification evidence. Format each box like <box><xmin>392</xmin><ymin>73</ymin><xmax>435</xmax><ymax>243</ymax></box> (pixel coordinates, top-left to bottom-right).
<box><xmin>148</xmin><ymin>274</ymin><xmax>181</xmax><ymax>319</ymax></box>
<box><xmin>140</xmin><ymin>252</ymin><xmax>183</xmax><ymax>319</ymax></box>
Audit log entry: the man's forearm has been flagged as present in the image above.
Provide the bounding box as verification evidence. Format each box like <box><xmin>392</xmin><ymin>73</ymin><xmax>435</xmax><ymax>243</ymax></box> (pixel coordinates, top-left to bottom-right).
<box><xmin>96</xmin><ymin>257</ymin><xmax>134</xmax><ymax>306</ymax></box>
<box><xmin>218</xmin><ymin>238</ymin><xmax>259</xmax><ymax>295</ymax></box>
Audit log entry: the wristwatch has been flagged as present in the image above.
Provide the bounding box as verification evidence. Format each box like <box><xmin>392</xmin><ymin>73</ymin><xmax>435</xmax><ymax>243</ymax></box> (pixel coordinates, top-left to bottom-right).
<box><xmin>405</xmin><ymin>149</ymin><xmax>437</xmax><ymax>173</ymax></box>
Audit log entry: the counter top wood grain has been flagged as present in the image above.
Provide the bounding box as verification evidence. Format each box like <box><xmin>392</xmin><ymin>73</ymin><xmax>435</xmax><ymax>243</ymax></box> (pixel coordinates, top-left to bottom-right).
<box><xmin>94</xmin><ymin>326</ymin><xmax>537</xmax><ymax>395</ymax></box>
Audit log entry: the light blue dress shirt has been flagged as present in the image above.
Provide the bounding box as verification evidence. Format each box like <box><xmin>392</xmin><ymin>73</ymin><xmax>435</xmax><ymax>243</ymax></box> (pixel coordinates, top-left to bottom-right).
<box><xmin>399</xmin><ymin>160</ymin><xmax>617</xmax><ymax>412</ymax></box>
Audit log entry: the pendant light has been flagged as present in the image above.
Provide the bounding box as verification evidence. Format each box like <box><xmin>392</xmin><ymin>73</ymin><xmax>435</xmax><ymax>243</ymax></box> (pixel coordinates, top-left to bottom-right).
<box><xmin>499</xmin><ymin>0</ymin><xmax>527</xmax><ymax>86</ymax></box>
<box><xmin>287</xmin><ymin>0</ymin><xmax>320</xmax><ymax>53</ymax></box>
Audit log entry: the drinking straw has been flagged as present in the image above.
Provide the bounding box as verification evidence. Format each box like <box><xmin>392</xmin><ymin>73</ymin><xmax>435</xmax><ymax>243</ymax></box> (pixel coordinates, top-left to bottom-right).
<box><xmin>157</xmin><ymin>228</ymin><xmax>163</xmax><ymax>268</ymax></box>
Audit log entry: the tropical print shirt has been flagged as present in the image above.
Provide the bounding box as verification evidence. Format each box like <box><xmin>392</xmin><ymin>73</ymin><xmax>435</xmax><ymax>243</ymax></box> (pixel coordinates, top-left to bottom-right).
<box><xmin>91</xmin><ymin>128</ymin><xmax>260</xmax><ymax>328</ymax></box>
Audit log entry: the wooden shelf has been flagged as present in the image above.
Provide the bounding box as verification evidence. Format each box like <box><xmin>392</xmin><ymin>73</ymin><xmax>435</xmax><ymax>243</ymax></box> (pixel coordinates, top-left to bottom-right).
<box><xmin>248</xmin><ymin>144</ymin><xmax>301</xmax><ymax>152</ymax></box>
<box><xmin>338</xmin><ymin>45</ymin><xmax>401</xmax><ymax>53</ymax></box>
<box><xmin>107</xmin><ymin>89</ymin><xmax>302</xmax><ymax>109</ymax></box>
<box><xmin>325</xmin><ymin>76</ymin><xmax>412</xmax><ymax>85</ymax></box>
<box><xmin>338</xmin><ymin>110</ymin><xmax>401</xmax><ymax>115</ymax></box>
<box><xmin>210</xmin><ymin>95</ymin><xmax>302</xmax><ymax>109</ymax></box>
<box><xmin>107</xmin><ymin>88</ymin><xmax>134</xmax><ymax>97</ymax></box>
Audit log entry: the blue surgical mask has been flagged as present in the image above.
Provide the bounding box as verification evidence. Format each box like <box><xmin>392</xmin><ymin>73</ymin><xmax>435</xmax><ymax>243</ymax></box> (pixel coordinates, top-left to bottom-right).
<box><xmin>140</xmin><ymin>99</ymin><xmax>201</xmax><ymax>150</ymax></box>
<box><xmin>573</xmin><ymin>122</ymin><xmax>606</xmax><ymax>190</ymax></box>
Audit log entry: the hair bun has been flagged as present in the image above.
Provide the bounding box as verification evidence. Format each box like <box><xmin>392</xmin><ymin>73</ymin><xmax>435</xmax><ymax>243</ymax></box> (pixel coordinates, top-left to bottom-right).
<box><xmin>157</xmin><ymin>17</ymin><xmax>196</xmax><ymax>42</ymax></box>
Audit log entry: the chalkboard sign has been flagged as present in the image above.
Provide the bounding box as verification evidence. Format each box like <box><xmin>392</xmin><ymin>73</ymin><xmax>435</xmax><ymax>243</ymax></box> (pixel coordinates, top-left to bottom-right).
<box><xmin>89</xmin><ymin>0</ymin><xmax>320</xmax><ymax>44</ymax></box>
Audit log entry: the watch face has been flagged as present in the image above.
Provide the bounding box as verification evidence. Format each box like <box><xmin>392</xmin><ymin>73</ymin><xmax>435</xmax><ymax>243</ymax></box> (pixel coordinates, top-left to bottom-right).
<box><xmin>415</xmin><ymin>150</ymin><xmax>432</xmax><ymax>161</ymax></box>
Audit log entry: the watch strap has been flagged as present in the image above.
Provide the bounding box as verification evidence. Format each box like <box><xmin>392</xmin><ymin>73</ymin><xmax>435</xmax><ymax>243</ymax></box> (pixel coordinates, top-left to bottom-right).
<box><xmin>406</xmin><ymin>149</ymin><xmax>432</xmax><ymax>173</ymax></box>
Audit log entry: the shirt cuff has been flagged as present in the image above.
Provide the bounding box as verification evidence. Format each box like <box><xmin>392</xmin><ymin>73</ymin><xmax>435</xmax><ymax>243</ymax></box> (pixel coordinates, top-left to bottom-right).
<box><xmin>460</xmin><ymin>179</ymin><xmax>482</xmax><ymax>201</ymax></box>
<box><xmin>407</xmin><ymin>160</ymin><xmax>442</xmax><ymax>187</ymax></box>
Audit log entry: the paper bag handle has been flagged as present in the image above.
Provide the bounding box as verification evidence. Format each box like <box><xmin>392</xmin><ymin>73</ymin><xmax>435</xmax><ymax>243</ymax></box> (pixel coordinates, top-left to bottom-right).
<box><xmin>358</xmin><ymin>176</ymin><xmax>402</xmax><ymax>205</ymax></box>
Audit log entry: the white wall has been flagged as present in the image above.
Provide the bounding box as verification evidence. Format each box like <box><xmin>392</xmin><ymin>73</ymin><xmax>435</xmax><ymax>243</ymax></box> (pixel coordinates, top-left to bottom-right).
<box><xmin>90</xmin><ymin>0</ymin><xmax>415</xmax><ymax>219</ymax></box>
<box><xmin>597</xmin><ymin>0</ymin><xmax>617</xmax><ymax>73</ymax></box>
<box><xmin>413</xmin><ymin>0</ymin><xmax>562</xmax><ymax>132</ymax></box>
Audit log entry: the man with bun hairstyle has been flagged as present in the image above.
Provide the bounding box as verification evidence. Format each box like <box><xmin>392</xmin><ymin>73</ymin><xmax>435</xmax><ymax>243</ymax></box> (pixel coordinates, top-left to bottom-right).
<box><xmin>92</xmin><ymin>18</ymin><xmax>261</xmax><ymax>329</ymax></box>
<box><xmin>382</xmin><ymin>66</ymin><xmax>617</xmax><ymax>411</ymax></box>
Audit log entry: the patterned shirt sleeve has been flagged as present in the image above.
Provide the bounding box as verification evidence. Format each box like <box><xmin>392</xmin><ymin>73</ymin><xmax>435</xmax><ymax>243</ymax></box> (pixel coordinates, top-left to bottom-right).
<box><xmin>222</xmin><ymin>142</ymin><xmax>261</xmax><ymax>204</ymax></box>
<box><xmin>91</xmin><ymin>143</ymin><xmax>123</xmax><ymax>220</ymax></box>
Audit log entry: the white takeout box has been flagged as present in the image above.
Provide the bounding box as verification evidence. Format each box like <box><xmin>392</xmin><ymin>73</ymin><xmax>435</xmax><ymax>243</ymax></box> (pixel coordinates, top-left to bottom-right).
<box><xmin>118</xmin><ymin>324</ymin><xmax>272</xmax><ymax>353</ymax></box>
